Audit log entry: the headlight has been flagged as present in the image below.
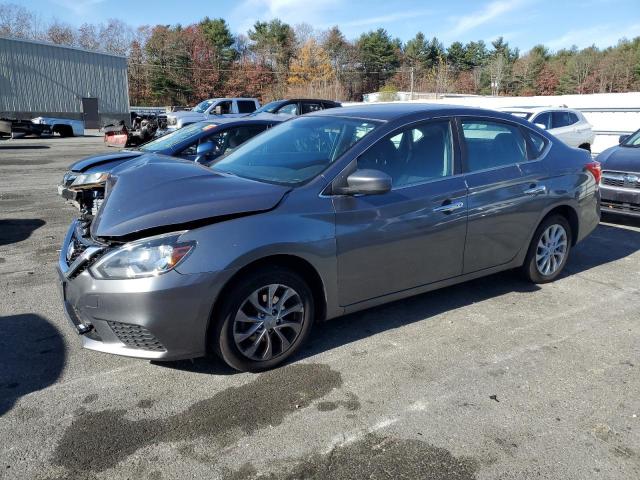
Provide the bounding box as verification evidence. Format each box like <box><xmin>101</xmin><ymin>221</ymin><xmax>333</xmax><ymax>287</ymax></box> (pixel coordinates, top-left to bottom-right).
<box><xmin>90</xmin><ymin>232</ymin><xmax>194</xmax><ymax>279</ymax></box>
<box><xmin>62</xmin><ymin>171</ymin><xmax>78</xmax><ymax>186</ymax></box>
<box><xmin>69</xmin><ymin>172</ymin><xmax>110</xmax><ymax>190</ymax></box>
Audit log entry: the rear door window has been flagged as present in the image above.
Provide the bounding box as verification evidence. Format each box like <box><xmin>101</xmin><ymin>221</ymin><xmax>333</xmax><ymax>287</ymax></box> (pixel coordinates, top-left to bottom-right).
<box><xmin>237</xmin><ymin>101</ymin><xmax>257</xmax><ymax>114</ymax></box>
<box><xmin>301</xmin><ymin>102</ymin><xmax>323</xmax><ymax>114</ymax></box>
<box><xmin>461</xmin><ymin>120</ymin><xmax>527</xmax><ymax>172</ymax></box>
<box><xmin>551</xmin><ymin>111</ymin><xmax>573</xmax><ymax>128</ymax></box>
<box><xmin>523</xmin><ymin>129</ymin><xmax>548</xmax><ymax>159</ymax></box>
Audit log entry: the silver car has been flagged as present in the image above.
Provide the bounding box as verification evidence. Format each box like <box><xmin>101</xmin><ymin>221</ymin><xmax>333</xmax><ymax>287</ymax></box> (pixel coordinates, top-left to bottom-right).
<box><xmin>58</xmin><ymin>104</ymin><xmax>601</xmax><ymax>371</ymax></box>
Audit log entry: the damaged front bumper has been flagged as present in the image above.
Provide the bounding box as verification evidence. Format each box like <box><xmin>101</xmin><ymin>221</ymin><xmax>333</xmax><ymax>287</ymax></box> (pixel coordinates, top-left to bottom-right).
<box><xmin>57</xmin><ymin>220</ymin><xmax>224</xmax><ymax>361</ymax></box>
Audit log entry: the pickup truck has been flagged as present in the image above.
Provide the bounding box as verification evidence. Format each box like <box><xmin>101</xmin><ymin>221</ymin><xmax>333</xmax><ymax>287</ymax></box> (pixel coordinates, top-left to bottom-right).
<box><xmin>165</xmin><ymin>98</ymin><xmax>260</xmax><ymax>131</ymax></box>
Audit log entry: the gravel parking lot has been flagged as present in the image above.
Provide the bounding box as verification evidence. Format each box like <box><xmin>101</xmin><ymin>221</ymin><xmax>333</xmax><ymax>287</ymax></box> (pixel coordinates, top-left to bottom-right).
<box><xmin>1</xmin><ymin>134</ymin><xmax>639</xmax><ymax>480</ymax></box>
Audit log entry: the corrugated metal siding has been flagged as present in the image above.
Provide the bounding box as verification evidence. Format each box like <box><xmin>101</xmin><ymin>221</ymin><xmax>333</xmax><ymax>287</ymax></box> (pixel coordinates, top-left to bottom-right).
<box><xmin>0</xmin><ymin>37</ymin><xmax>129</xmax><ymax>116</ymax></box>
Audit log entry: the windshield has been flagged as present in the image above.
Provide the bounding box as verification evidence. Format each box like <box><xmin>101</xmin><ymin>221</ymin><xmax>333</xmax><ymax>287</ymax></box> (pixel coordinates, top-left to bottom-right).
<box><xmin>139</xmin><ymin>123</ymin><xmax>216</xmax><ymax>152</ymax></box>
<box><xmin>192</xmin><ymin>100</ymin><xmax>215</xmax><ymax>113</ymax></box>
<box><xmin>622</xmin><ymin>129</ymin><xmax>640</xmax><ymax>147</ymax></box>
<box><xmin>211</xmin><ymin>116</ymin><xmax>379</xmax><ymax>185</ymax></box>
<box><xmin>251</xmin><ymin>101</ymin><xmax>283</xmax><ymax>114</ymax></box>
<box><xmin>505</xmin><ymin>111</ymin><xmax>533</xmax><ymax>120</ymax></box>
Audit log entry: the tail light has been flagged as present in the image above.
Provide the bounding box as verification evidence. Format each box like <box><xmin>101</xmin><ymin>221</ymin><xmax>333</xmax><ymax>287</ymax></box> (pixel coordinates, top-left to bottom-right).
<box><xmin>585</xmin><ymin>161</ymin><xmax>601</xmax><ymax>184</ymax></box>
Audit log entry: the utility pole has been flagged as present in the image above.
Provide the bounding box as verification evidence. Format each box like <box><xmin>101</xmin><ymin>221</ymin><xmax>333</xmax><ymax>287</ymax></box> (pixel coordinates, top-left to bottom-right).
<box><xmin>410</xmin><ymin>66</ymin><xmax>415</xmax><ymax>101</ymax></box>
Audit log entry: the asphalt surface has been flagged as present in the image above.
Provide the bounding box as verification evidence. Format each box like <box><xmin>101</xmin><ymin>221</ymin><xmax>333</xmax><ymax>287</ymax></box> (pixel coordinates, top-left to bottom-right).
<box><xmin>1</xmin><ymin>134</ymin><xmax>639</xmax><ymax>480</ymax></box>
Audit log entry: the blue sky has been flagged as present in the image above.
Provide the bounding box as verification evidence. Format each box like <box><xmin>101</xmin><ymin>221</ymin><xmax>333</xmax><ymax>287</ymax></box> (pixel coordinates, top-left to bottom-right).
<box><xmin>19</xmin><ymin>0</ymin><xmax>640</xmax><ymax>51</ymax></box>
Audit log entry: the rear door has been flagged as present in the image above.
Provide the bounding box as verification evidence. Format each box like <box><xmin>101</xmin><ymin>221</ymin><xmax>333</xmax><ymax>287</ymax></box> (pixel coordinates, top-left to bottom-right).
<box><xmin>459</xmin><ymin>117</ymin><xmax>548</xmax><ymax>273</ymax></box>
<box><xmin>334</xmin><ymin>119</ymin><xmax>468</xmax><ymax>305</ymax></box>
<box><xmin>549</xmin><ymin>111</ymin><xmax>576</xmax><ymax>146</ymax></box>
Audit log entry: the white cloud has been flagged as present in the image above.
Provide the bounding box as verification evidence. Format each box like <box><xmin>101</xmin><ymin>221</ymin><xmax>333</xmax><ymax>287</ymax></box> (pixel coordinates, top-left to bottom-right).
<box><xmin>230</xmin><ymin>0</ymin><xmax>339</xmax><ymax>32</ymax></box>
<box><xmin>332</xmin><ymin>10</ymin><xmax>433</xmax><ymax>29</ymax></box>
<box><xmin>449</xmin><ymin>0</ymin><xmax>526</xmax><ymax>36</ymax></box>
<box><xmin>546</xmin><ymin>23</ymin><xmax>640</xmax><ymax>50</ymax></box>
<box><xmin>53</xmin><ymin>0</ymin><xmax>106</xmax><ymax>17</ymax></box>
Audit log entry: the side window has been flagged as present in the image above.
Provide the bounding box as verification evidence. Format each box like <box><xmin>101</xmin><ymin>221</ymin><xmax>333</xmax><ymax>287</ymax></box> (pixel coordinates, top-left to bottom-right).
<box><xmin>568</xmin><ymin>112</ymin><xmax>580</xmax><ymax>125</ymax></box>
<box><xmin>358</xmin><ymin>120</ymin><xmax>453</xmax><ymax>189</ymax></box>
<box><xmin>461</xmin><ymin>119</ymin><xmax>527</xmax><ymax>171</ymax></box>
<box><xmin>551</xmin><ymin>111</ymin><xmax>572</xmax><ymax>128</ymax></box>
<box><xmin>199</xmin><ymin>125</ymin><xmax>269</xmax><ymax>165</ymax></box>
<box><xmin>277</xmin><ymin>103</ymin><xmax>298</xmax><ymax>115</ymax></box>
<box><xmin>524</xmin><ymin>129</ymin><xmax>548</xmax><ymax>159</ymax></box>
<box><xmin>237</xmin><ymin>101</ymin><xmax>257</xmax><ymax>114</ymax></box>
<box><xmin>532</xmin><ymin>112</ymin><xmax>552</xmax><ymax>129</ymax></box>
<box><xmin>301</xmin><ymin>102</ymin><xmax>322</xmax><ymax>114</ymax></box>
<box><xmin>212</xmin><ymin>101</ymin><xmax>232</xmax><ymax>115</ymax></box>
<box><xmin>322</xmin><ymin>102</ymin><xmax>338</xmax><ymax>110</ymax></box>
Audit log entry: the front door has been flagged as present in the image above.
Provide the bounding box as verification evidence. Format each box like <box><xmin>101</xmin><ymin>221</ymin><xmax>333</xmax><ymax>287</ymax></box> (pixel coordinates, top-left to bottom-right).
<box><xmin>334</xmin><ymin>119</ymin><xmax>468</xmax><ymax>306</ymax></box>
<box><xmin>81</xmin><ymin>97</ymin><xmax>99</xmax><ymax>129</ymax></box>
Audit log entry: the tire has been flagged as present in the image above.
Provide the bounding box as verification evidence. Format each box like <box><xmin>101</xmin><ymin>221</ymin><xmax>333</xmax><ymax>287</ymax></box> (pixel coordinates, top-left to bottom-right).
<box><xmin>522</xmin><ymin>214</ymin><xmax>572</xmax><ymax>284</ymax></box>
<box><xmin>213</xmin><ymin>266</ymin><xmax>314</xmax><ymax>372</ymax></box>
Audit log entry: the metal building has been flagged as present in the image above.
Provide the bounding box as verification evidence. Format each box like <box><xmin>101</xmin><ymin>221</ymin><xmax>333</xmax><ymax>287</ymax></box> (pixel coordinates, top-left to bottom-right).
<box><xmin>0</xmin><ymin>36</ymin><xmax>130</xmax><ymax>128</ymax></box>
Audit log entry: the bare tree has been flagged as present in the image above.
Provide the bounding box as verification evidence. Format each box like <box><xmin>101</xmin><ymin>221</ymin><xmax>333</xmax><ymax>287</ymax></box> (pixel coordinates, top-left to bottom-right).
<box><xmin>488</xmin><ymin>53</ymin><xmax>505</xmax><ymax>95</ymax></box>
<box><xmin>0</xmin><ymin>3</ymin><xmax>37</xmax><ymax>38</ymax></box>
<box><xmin>46</xmin><ymin>20</ymin><xmax>75</xmax><ymax>46</ymax></box>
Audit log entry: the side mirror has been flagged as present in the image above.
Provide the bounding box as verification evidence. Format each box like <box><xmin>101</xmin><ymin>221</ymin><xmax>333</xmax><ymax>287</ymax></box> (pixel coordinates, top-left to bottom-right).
<box><xmin>341</xmin><ymin>169</ymin><xmax>392</xmax><ymax>195</ymax></box>
<box><xmin>195</xmin><ymin>141</ymin><xmax>215</xmax><ymax>163</ymax></box>
<box><xmin>619</xmin><ymin>134</ymin><xmax>629</xmax><ymax>144</ymax></box>
<box><xmin>534</xmin><ymin>123</ymin><xmax>547</xmax><ymax>130</ymax></box>
<box><xmin>213</xmin><ymin>105</ymin><xmax>223</xmax><ymax>115</ymax></box>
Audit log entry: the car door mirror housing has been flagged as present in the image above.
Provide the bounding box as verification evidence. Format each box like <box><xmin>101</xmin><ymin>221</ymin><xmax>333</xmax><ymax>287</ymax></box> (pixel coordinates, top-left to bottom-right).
<box><xmin>339</xmin><ymin>169</ymin><xmax>392</xmax><ymax>195</ymax></box>
<box><xmin>619</xmin><ymin>134</ymin><xmax>629</xmax><ymax>144</ymax></box>
<box><xmin>195</xmin><ymin>141</ymin><xmax>215</xmax><ymax>163</ymax></box>
<box><xmin>534</xmin><ymin>123</ymin><xmax>547</xmax><ymax>130</ymax></box>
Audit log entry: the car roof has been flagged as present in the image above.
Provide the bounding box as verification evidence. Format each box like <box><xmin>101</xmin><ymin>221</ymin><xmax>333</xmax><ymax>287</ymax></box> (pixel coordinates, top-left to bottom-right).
<box><xmin>191</xmin><ymin>117</ymin><xmax>283</xmax><ymax>128</ymax></box>
<box><xmin>500</xmin><ymin>106</ymin><xmax>580</xmax><ymax>114</ymax></box>
<box><xmin>308</xmin><ymin>103</ymin><xmax>517</xmax><ymax>122</ymax></box>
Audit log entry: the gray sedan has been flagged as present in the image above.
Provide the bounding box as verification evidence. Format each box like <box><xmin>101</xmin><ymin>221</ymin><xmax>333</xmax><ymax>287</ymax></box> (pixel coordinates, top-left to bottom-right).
<box><xmin>57</xmin><ymin>104</ymin><xmax>601</xmax><ymax>371</ymax></box>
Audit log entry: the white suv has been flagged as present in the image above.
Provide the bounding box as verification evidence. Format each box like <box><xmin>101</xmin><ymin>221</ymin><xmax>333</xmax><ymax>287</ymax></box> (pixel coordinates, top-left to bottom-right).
<box><xmin>502</xmin><ymin>107</ymin><xmax>595</xmax><ymax>151</ymax></box>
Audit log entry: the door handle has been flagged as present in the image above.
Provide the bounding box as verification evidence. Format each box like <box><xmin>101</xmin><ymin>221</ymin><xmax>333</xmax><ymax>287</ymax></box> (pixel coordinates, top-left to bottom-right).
<box><xmin>524</xmin><ymin>185</ymin><xmax>547</xmax><ymax>196</ymax></box>
<box><xmin>433</xmin><ymin>201</ymin><xmax>465</xmax><ymax>213</ymax></box>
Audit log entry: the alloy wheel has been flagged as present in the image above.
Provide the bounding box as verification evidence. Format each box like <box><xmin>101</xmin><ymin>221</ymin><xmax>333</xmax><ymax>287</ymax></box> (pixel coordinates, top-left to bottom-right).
<box><xmin>233</xmin><ymin>284</ymin><xmax>305</xmax><ymax>361</ymax></box>
<box><xmin>535</xmin><ymin>224</ymin><xmax>568</xmax><ymax>276</ymax></box>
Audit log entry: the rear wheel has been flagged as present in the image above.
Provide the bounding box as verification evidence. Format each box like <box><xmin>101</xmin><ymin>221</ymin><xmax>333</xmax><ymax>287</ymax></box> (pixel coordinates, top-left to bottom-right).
<box><xmin>213</xmin><ymin>267</ymin><xmax>314</xmax><ymax>372</ymax></box>
<box><xmin>522</xmin><ymin>215</ymin><xmax>572</xmax><ymax>283</ymax></box>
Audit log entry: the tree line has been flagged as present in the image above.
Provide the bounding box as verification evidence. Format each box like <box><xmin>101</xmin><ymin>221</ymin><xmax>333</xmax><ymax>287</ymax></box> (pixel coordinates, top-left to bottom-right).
<box><xmin>2</xmin><ymin>2</ymin><xmax>639</xmax><ymax>106</ymax></box>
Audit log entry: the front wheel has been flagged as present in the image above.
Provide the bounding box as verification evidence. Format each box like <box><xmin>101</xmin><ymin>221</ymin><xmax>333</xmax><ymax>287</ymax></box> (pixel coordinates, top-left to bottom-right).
<box><xmin>522</xmin><ymin>215</ymin><xmax>572</xmax><ymax>283</ymax></box>
<box><xmin>213</xmin><ymin>267</ymin><xmax>314</xmax><ymax>372</ymax></box>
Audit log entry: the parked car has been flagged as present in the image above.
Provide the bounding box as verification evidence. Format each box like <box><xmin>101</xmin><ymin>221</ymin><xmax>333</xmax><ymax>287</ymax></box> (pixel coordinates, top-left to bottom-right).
<box><xmin>597</xmin><ymin>128</ymin><xmax>640</xmax><ymax>217</ymax></box>
<box><xmin>58</xmin><ymin>118</ymin><xmax>281</xmax><ymax>219</ymax></box>
<box><xmin>248</xmin><ymin>99</ymin><xmax>341</xmax><ymax>118</ymax></box>
<box><xmin>166</xmin><ymin>98</ymin><xmax>260</xmax><ymax>131</ymax></box>
<box><xmin>57</xmin><ymin>104</ymin><xmax>600</xmax><ymax>371</ymax></box>
<box><xmin>502</xmin><ymin>107</ymin><xmax>594</xmax><ymax>150</ymax></box>
<box><xmin>0</xmin><ymin>116</ymin><xmax>83</xmax><ymax>138</ymax></box>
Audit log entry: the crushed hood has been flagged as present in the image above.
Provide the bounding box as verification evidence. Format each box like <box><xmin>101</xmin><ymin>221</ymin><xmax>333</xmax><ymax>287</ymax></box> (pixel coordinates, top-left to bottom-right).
<box><xmin>71</xmin><ymin>151</ymin><xmax>143</xmax><ymax>172</ymax></box>
<box><xmin>91</xmin><ymin>154</ymin><xmax>290</xmax><ymax>240</ymax></box>
<box><xmin>597</xmin><ymin>145</ymin><xmax>640</xmax><ymax>173</ymax></box>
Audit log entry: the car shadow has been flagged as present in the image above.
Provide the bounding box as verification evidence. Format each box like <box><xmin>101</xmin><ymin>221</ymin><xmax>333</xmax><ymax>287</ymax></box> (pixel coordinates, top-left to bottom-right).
<box><xmin>162</xmin><ymin>220</ymin><xmax>640</xmax><ymax>375</ymax></box>
<box><xmin>0</xmin><ymin>145</ymin><xmax>50</xmax><ymax>150</ymax></box>
<box><xmin>0</xmin><ymin>314</ymin><xmax>66</xmax><ymax>416</ymax></box>
<box><xmin>0</xmin><ymin>219</ymin><xmax>46</xmax><ymax>246</ymax></box>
